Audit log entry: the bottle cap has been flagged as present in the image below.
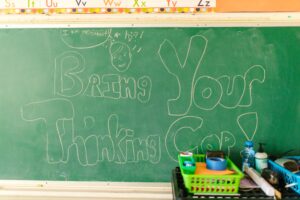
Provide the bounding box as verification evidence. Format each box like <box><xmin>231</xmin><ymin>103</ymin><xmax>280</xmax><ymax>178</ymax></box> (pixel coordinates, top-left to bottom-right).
<box><xmin>244</xmin><ymin>141</ymin><xmax>254</xmax><ymax>147</ymax></box>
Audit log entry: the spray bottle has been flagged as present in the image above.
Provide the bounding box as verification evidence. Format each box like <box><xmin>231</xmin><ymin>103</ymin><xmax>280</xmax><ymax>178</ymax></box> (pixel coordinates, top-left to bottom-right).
<box><xmin>242</xmin><ymin>141</ymin><xmax>255</xmax><ymax>171</ymax></box>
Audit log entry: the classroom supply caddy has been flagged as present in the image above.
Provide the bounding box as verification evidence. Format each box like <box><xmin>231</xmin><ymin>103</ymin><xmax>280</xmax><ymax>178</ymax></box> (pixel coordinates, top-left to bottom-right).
<box><xmin>178</xmin><ymin>154</ymin><xmax>244</xmax><ymax>194</ymax></box>
<box><xmin>268</xmin><ymin>159</ymin><xmax>300</xmax><ymax>195</ymax></box>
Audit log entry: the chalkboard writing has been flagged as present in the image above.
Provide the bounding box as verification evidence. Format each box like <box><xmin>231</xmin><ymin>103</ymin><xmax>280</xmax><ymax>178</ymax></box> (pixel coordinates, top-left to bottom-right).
<box><xmin>0</xmin><ymin>27</ymin><xmax>299</xmax><ymax>181</ymax></box>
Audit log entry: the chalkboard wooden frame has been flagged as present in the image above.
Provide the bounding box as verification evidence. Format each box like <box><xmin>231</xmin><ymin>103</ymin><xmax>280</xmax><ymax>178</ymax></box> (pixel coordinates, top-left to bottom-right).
<box><xmin>0</xmin><ymin>21</ymin><xmax>297</xmax><ymax>181</ymax></box>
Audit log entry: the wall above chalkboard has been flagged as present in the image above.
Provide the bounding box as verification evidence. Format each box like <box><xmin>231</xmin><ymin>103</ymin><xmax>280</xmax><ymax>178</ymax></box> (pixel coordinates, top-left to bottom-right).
<box><xmin>0</xmin><ymin>27</ymin><xmax>299</xmax><ymax>181</ymax></box>
<box><xmin>1</xmin><ymin>0</ymin><xmax>300</xmax><ymax>14</ymax></box>
<box><xmin>0</xmin><ymin>0</ymin><xmax>216</xmax><ymax>14</ymax></box>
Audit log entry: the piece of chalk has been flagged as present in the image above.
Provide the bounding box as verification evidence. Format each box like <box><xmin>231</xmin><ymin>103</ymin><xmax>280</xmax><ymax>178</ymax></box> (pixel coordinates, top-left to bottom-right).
<box><xmin>285</xmin><ymin>182</ymin><xmax>298</xmax><ymax>188</ymax></box>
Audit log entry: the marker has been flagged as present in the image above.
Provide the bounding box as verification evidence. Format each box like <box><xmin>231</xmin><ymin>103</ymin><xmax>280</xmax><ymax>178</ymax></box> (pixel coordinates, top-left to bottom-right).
<box><xmin>244</xmin><ymin>167</ymin><xmax>278</xmax><ymax>197</ymax></box>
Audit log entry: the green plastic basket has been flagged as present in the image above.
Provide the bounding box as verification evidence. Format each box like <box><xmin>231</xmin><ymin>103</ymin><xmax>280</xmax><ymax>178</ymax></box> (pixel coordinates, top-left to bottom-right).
<box><xmin>178</xmin><ymin>154</ymin><xmax>244</xmax><ymax>194</ymax></box>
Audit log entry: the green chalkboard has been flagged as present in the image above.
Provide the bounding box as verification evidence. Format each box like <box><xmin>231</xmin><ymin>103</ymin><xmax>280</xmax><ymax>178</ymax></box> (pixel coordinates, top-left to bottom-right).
<box><xmin>0</xmin><ymin>27</ymin><xmax>299</xmax><ymax>181</ymax></box>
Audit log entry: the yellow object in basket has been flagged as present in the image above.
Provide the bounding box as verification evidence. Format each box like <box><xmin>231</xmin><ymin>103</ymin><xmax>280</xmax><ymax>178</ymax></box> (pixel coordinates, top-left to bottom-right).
<box><xmin>195</xmin><ymin>162</ymin><xmax>236</xmax><ymax>175</ymax></box>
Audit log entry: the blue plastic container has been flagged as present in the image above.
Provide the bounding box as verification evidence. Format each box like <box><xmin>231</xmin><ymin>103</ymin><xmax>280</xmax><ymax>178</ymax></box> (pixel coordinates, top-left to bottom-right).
<box><xmin>268</xmin><ymin>159</ymin><xmax>300</xmax><ymax>195</ymax></box>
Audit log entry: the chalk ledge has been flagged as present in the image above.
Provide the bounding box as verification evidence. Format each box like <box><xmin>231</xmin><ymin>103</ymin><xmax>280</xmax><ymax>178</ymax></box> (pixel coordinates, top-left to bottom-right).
<box><xmin>0</xmin><ymin>180</ymin><xmax>172</xmax><ymax>200</ymax></box>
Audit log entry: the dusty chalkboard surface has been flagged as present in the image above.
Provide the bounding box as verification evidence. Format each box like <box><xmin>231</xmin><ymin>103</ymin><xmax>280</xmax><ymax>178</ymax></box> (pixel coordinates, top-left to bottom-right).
<box><xmin>0</xmin><ymin>27</ymin><xmax>299</xmax><ymax>181</ymax></box>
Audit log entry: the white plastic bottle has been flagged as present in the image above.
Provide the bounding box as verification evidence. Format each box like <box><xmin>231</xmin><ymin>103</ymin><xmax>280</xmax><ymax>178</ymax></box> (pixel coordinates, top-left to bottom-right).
<box><xmin>255</xmin><ymin>143</ymin><xmax>268</xmax><ymax>173</ymax></box>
